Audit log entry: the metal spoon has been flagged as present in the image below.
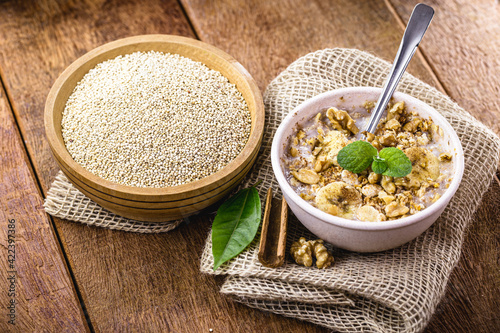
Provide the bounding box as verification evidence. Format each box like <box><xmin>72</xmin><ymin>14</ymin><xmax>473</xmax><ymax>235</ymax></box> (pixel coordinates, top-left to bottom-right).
<box><xmin>365</xmin><ymin>3</ymin><xmax>434</xmax><ymax>134</ymax></box>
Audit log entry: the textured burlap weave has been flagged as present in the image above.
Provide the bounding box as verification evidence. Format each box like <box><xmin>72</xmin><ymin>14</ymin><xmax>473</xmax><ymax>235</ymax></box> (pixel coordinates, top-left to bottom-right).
<box><xmin>199</xmin><ymin>48</ymin><xmax>500</xmax><ymax>332</ymax></box>
<box><xmin>44</xmin><ymin>172</ymin><xmax>182</xmax><ymax>233</ymax></box>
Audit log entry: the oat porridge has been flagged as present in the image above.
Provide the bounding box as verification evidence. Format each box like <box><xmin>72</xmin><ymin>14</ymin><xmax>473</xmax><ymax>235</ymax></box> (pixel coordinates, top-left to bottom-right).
<box><xmin>283</xmin><ymin>100</ymin><xmax>454</xmax><ymax>221</ymax></box>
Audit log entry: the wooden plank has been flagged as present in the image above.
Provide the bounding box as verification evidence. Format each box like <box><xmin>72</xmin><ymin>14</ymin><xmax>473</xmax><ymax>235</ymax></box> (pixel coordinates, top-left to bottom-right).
<box><xmin>0</xmin><ymin>83</ymin><xmax>88</xmax><ymax>330</ymax></box>
<box><xmin>0</xmin><ymin>0</ymin><xmax>322</xmax><ymax>331</ymax></box>
<box><xmin>384</xmin><ymin>2</ymin><xmax>500</xmax><ymax>331</ymax></box>
<box><xmin>426</xmin><ymin>176</ymin><xmax>500</xmax><ymax>332</ymax></box>
<box><xmin>182</xmin><ymin>0</ymin><xmax>500</xmax><ymax>331</ymax></box>
<box><xmin>387</xmin><ymin>0</ymin><xmax>500</xmax><ymax>136</ymax></box>
<box><xmin>181</xmin><ymin>0</ymin><xmax>442</xmax><ymax>91</ymax></box>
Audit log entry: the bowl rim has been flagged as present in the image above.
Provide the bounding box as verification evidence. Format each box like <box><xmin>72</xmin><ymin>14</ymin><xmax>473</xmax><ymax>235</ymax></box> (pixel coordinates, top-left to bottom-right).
<box><xmin>271</xmin><ymin>86</ymin><xmax>465</xmax><ymax>231</ymax></box>
<box><xmin>44</xmin><ymin>34</ymin><xmax>265</xmax><ymax>199</ymax></box>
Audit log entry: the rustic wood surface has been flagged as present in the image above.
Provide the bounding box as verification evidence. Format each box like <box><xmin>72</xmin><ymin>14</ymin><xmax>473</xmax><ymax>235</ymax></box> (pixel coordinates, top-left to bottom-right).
<box><xmin>0</xmin><ymin>75</ymin><xmax>88</xmax><ymax>331</ymax></box>
<box><xmin>0</xmin><ymin>0</ymin><xmax>498</xmax><ymax>332</ymax></box>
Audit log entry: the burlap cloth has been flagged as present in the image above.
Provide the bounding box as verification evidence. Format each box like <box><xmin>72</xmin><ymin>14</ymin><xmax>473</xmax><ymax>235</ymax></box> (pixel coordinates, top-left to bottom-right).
<box><xmin>44</xmin><ymin>172</ymin><xmax>182</xmax><ymax>233</ymax></box>
<box><xmin>199</xmin><ymin>48</ymin><xmax>500</xmax><ymax>332</ymax></box>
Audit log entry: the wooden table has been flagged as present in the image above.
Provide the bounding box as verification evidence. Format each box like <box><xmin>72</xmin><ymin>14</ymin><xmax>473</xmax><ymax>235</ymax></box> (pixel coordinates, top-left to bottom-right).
<box><xmin>1</xmin><ymin>1</ymin><xmax>498</xmax><ymax>332</ymax></box>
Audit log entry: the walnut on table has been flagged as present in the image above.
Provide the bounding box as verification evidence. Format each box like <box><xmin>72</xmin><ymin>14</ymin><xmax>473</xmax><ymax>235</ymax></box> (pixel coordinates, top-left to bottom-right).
<box><xmin>290</xmin><ymin>237</ymin><xmax>334</xmax><ymax>269</ymax></box>
<box><xmin>290</xmin><ymin>237</ymin><xmax>313</xmax><ymax>267</ymax></box>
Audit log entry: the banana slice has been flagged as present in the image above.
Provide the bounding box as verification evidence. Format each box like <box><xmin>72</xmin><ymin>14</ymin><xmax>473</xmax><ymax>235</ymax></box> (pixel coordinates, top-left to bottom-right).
<box><xmin>316</xmin><ymin>130</ymin><xmax>348</xmax><ymax>167</ymax></box>
<box><xmin>405</xmin><ymin>147</ymin><xmax>440</xmax><ymax>187</ymax></box>
<box><xmin>356</xmin><ymin>205</ymin><xmax>386</xmax><ymax>222</ymax></box>
<box><xmin>314</xmin><ymin>182</ymin><xmax>362</xmax><ymax>219</ymax></box>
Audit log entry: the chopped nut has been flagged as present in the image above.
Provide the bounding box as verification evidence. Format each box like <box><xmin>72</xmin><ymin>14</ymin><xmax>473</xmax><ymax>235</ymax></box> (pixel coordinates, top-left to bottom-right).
<box><xmin>387</xmin><ymin>101</ymin><xmax>405</xmax><ymax>120</ymax></box>
<box><xmin>385</xmin><ymin>201</ymin><xmax>409</xmax><ymax>217</ymax></box>
<box><xmin>378</xmin><ymin>191</ymin><xmax>395</xmax><ymax>205</ymax></box>
<box><xmin>361</xmin><ymin>184</ymin><xmax>383</xmax><ymax>198</ymax></box>
<box><xmin>379</xmin><ymin>133</ymin><xmax>397</xmax><ymax>147</ymax></box>
<box><xmin>371</xmin><ymin>139</ymin><xmax>383</xmax><ymax>150</ymax></box>
<box><xmin>290</xmin><ymin>238</ymin><xmax>313</xmax><ymax>267</ymax></box>
<box><xmin>290</xmin><ymin>146</ymin><xmax>299</xmax><ymax>157</ymax></box>
<box><xmin>431</xmin><ymin>193</ymin><xmax>441</xmax><ymax>203</ymax></box>
<box><xmin>439</xmin><ymin>153</ymin><xmax>452</xmax><ymax>162</ymax></box>
<box><xmin>341</xmin><ymin>170</ymin><xmax>360</xmax><ymax>185</ymax></box>
<box><xmin>384</xmin><ymin>119</ymin><xmax>401</xmax><ymax>131</ymax></box>
<box><xmin>403</xmin><ymin>118</ymin><xmax>422</xmax><ymax>133</ymax></box>
<box><xmin>364</xmin><ymin>131</ymin><xmax>376</xmax><ymax>142</ymax></box>
<box><xmin>326</xmin><ymin>107</ymin><xmax>359</xmax><ymax>135</ymax></box>
<box><xmin>368</xmin><ymin>172</ymin><xmax>381</xmax><ymax>184</ymax></box>
<box><xmin>363</xmin><ymin>101</ymin><xmax>375</xmax><ymax>110</ymax></box>
<box><xmin>356</xmin><ymin>205</ymin><xmax>386</xmax><ymax>222</ymax></box>
<box><xmin>292</xmin><ymin>169</ymin><xmax>320</xmax><ymax>184</ymax></box>
<box><xmin>416</xmin><ymin>133</ymin><xmax>430</xmax><ymax>146</ymax></box>
<box><xmin>312</xmin><ymin>146</ymin><xmax>322</xmax><ymax>156</ymax></box>
<box><xmin>291</xmin><ymin>238</ymin><xmax>334</xmax><ymax>269</ymax></box>
<box><xmin>381</xmin><ymin>175</ymin><xmax>396</xmax><ymax>194</ymax></box>
<box><xmin>311</xmin><ymin>240</ymin><xmax>334</xmax><ymax>269</ymax></box>
<box><xmin>297</xmin><ymin>130</ymin><xmax>306</xmax><ymax>141</ymax></box>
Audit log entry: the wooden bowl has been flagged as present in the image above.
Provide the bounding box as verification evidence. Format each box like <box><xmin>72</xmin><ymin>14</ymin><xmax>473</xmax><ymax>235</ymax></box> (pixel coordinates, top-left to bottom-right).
<box><xmin>45</xmin><ymin>35</ymin><xmax>264</xmax><ymax>222</ymax></box>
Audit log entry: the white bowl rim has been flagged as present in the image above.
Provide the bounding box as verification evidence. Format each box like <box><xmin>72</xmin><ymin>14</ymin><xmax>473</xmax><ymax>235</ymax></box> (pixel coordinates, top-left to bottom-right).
<box><xmin>271</xmin><ymin>87</ymin><xmax>465</xmax><ymax>231</ymax></box>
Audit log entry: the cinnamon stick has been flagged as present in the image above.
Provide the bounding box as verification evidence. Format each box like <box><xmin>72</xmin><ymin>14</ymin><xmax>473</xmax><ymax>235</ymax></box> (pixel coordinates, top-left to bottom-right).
<box><xmin>258</xmin><ymin>187</ymin><xmax>288</xmax><ymax>268</ymax></box>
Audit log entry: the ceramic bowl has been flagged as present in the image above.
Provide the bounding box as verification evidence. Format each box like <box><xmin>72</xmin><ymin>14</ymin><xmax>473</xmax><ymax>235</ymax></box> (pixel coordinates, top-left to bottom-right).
<box><xmin>271</xmin><ymin>87</ymin><xmax>464</xmax><ymax>252</ymax></box>
<box><xmin>45</xmin><ymin>35</ymin><xmax>264</xmax><ymax>222</ymax></box>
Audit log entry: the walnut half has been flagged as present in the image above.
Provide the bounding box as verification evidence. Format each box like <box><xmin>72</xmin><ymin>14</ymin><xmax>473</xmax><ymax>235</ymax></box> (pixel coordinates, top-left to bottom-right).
<box><xmin>290</xmin><ymin>238</ymin><xmax>334</xmax><ymax>269</ymax></box>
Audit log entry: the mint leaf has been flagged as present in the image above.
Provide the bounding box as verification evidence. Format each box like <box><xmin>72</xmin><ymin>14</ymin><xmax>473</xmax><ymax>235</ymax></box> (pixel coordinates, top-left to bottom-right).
<box><xmin>379</xmin><ymin>147</ymin><xmax>412</xmax><ymax>177</ymax></box>
<box><xmin>372</xmin><ymin>156</ymin><xmax>388</xmax><ymax>174</ymax></box>
<box><xmin>338</xmin><ymin>141</ymin><xmax>378</xmax><ymax>173</ymax></box>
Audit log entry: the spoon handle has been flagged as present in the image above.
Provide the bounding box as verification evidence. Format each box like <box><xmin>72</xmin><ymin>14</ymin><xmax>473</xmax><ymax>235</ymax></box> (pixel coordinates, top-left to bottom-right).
<box><xmin>365</xmin><ymin>3</ymin><xmax>434</xmax><ymax>134</ymax></box>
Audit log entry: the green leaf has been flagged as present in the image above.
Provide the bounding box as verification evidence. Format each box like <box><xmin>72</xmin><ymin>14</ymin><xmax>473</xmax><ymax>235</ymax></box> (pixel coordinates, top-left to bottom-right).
<box><xmin>337</xmin><ymin>141</ymin><xmax>378</xmax><ymax>173</ymax></box>
<box><xmin>211</xmin><ymin>187</ymin><xmax>261</xmax><ymax>270</ymax></box>
<box><xmin>372</xmin><ymin>156</ymin><xmax>388</xmax><ymax>174</ymax></box>
<box><xmin>379</xmin><ymin>147</ymin><xmax>412</xmax><ymax>177</ymax></box>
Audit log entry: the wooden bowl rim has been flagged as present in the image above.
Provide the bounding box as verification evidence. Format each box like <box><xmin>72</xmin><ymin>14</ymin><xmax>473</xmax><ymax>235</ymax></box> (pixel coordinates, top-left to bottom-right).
<box><xmin>45</xmin><ymin>34</ymin><xmax>264</xmax><ymax>198</ymax></box>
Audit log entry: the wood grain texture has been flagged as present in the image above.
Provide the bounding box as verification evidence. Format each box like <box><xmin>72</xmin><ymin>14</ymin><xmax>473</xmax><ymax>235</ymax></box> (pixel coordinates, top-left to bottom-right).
<box><xmin>0</xmin><ymin>0</ymin><xmax>498</xmax><ymax>332</ymax></box>
<box><xmin>0</xmin><ymin>82</ymin><xmax>88</xmax><ymax>331</ymax></box>
<box><xmin>388</xmin><ymin>0</ymin><xmax>500</xmax><ymax>136</ymax></box>
<box><xmin>426</xmin><ymin>175</ymin><xmax>500</xmax><ymax>332</ymax></box>
<box><xmin>0</xmin><ymin>0</ymin><xmax>321</xmax><ymax>331</ymax></box>
<box><xmin>181</xmin><ymin>0</ymin><xmax>442</xmax><ymax>92</ymax></box>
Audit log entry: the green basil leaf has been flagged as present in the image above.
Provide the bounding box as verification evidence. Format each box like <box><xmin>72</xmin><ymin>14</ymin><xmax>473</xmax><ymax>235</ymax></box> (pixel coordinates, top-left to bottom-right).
<box><xmin>337</xmin><ymin>141</ymin><xmax>378</xmax><ymax>173</ymax></box>
<box><xmin>372</xmin><ymin>156</ymin><xmax>388</xmax><ymax>174</ymax></box>
<box><xmin>379</xmin><ymin>147</ymin><xmax>412</xmax><ymax>177</ymax></box>
<box><xmin>212</xmin><ymin>187</ymin><xmax>261</xmax><ymax>270</ymax></box>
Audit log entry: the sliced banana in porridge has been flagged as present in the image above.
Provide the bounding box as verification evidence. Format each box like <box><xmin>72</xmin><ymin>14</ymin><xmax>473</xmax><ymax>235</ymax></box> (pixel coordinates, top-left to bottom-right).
<box><xmin>283</xmin><ymin>100</ymin><xmax>454</xmax><ymax>221</ymax></box>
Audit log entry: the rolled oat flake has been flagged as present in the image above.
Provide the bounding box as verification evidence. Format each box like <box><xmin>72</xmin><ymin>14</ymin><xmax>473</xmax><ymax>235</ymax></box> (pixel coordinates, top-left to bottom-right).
<box><xmin>62</xmin><ymin>51</ymin><xmax>251</xmax><ymax>188</ymax></box>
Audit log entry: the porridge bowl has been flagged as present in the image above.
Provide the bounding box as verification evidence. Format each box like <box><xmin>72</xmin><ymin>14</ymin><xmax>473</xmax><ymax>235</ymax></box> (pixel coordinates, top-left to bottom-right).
<box><xmin>271</xmin><ymin>87</ymin><xmax>464</xmax><ymax>252</ymax></box>
<box><xmin>45</xmin><ymin>35</ymin><xmax>264</xmax><ymax>222</ymax></box>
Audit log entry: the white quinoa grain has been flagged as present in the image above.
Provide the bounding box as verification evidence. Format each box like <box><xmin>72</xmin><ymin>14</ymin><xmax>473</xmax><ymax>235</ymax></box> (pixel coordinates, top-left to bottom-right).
<box><xmin>62</xmin><ymin>51</ymin><xmax>251</xmax><ymax>187</ymax></box>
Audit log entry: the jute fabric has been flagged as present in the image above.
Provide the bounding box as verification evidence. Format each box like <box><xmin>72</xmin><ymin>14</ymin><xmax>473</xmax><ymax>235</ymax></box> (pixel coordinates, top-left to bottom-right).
<box><xmin>199</xmin><ymin>48</ymin><xmax>500</xmax><ymax>332</ymax></box>
<box><xmin>44</xmin><ymin>172</ymin><xmax>182</xmax><ymax>233</ymax></box>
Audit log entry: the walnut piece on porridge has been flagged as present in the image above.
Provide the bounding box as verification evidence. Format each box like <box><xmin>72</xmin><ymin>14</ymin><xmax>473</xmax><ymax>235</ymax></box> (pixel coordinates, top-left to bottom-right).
<box><xmin>361</xmin><ymin>184</ymin><xmax>383</xmax><ymax>198</ymax></box>
<box><xmin>357</xmin><ymin>205</ymin><xmax>386</xmax><ymax>222</ymax></box>
<box><xmin>385</xmin><ymin>201</ymin><xmax>410</xmax><ymax>217</ymax></box>
<box><xmin>326</xmin><ymin>107</ymin><xmax>359</xmax><ymax>135</ymax></box>
<box><xmin>439</xmin><ymin>152</ymin><xmax>452</xmax><ymax>162</ymax></box>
